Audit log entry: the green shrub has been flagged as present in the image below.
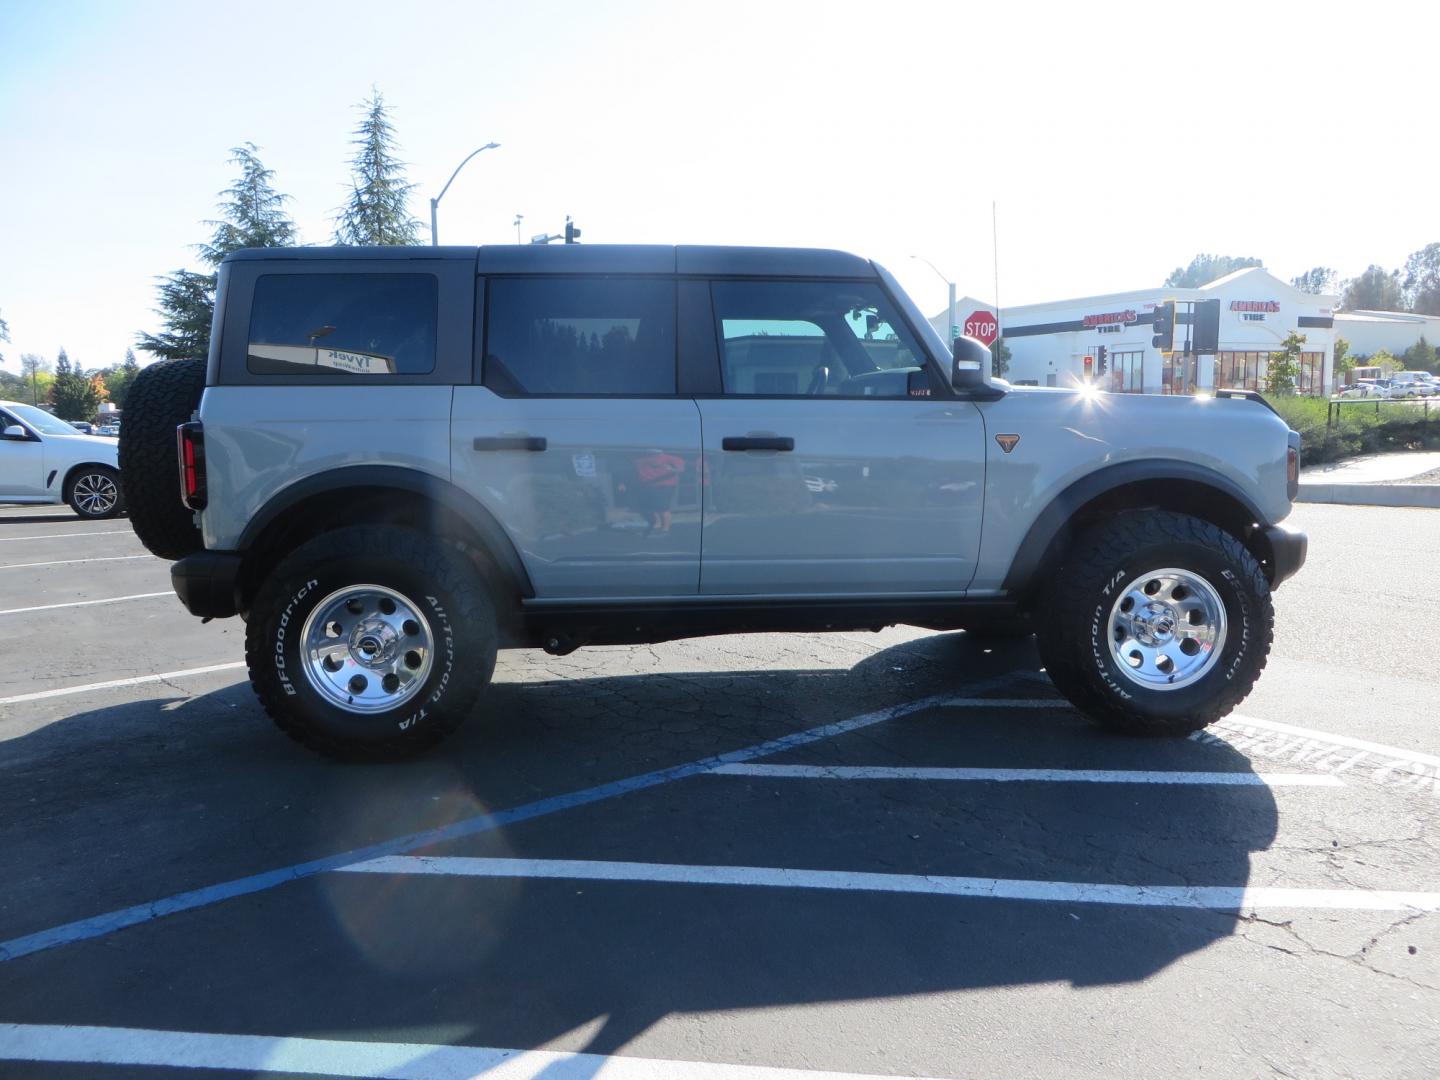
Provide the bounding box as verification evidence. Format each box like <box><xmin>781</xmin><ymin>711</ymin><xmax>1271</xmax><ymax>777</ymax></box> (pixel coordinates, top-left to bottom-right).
<box><xmin>1266</xmin><ymin>395</ymin><xmax>1440</xmax><ymax>465</ymax></box>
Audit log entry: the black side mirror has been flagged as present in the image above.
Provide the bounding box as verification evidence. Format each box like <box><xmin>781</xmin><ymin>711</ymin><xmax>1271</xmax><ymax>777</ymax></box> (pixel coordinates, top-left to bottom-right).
<box><xmin>951</xmin><ymin>336</ymin><xmax>1004</xmax><ymax>399</ymax></box>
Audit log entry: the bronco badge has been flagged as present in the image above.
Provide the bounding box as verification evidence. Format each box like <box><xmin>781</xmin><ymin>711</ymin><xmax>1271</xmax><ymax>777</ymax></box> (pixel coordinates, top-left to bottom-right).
<box><xmin>995</xmin><ymin>434</ymin><xmax>1021</xmax><ymax>453</ymax></box>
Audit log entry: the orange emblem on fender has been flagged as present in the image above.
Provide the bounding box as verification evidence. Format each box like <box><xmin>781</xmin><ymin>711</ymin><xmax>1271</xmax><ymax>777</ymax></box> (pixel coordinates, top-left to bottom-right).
<box><xmin>995</xmin><ymin>434</ymin><xmax>1021</xmax><ymax>454</ymax></box>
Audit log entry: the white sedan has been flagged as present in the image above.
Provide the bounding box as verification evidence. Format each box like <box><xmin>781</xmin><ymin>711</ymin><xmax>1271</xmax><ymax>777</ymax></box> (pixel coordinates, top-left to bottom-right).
<box><xmin>0</xmin><ymin>400</ymin><xmax>125</xmax><ymax>519</ymax></box>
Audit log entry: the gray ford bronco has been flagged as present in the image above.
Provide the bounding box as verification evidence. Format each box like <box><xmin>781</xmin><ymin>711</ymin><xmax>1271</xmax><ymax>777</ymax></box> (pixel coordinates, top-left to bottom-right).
<box><xmin>120</xmin><ymin>245</ymin><xmax>1306</xmax><ymax>759</ymax></box>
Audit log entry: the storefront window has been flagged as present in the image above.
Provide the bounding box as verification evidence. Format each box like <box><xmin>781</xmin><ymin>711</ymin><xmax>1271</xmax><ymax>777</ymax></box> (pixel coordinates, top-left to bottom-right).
<box><xmin>1298</xmin><ymin>352</ymin><xmax>1324</xmax><ymax>396</ymax></box>
<box><xmin>1216</xmin><ymin>351</ymin><xmax>1263</xmax><ymax>392</ymax></box>
<box><xmin>1110</xmin><ymin>351</ymin><xmax>1145</xmax><ymax>393</ymax></box>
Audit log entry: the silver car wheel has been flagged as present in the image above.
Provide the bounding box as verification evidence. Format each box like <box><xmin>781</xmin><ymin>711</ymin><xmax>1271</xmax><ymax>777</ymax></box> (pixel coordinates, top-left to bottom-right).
<box><xmin>1106</xmin><ymin>567</ymin><xmax>1227</xmax><ymax>691</ymax></box>
<box><xmin>71</xmin><ymin>472</ymin><xmax>119</xmax><ymax>515</ymax></box>
<box><xmin>299</xmin><ymin>584</ymin><xmax>434</xmax><ymax>714</ymax></box>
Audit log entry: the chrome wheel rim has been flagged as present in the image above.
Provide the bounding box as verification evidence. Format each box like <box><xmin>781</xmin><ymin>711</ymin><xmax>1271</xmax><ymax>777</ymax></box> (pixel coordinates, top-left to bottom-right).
<box><xmin>1106</xmin><ymin>567</ymin><xmax>1227</xmax><ymax>691</ymax></box>
<box><xmin>72</xmin><ymin>472</ymin><xmax>118</xmax><ymax>515</ymax></box>
<box><xmin>299</xmin><ymin>585</ymin><xmax>434</xmax><ymax>714</ymax></box>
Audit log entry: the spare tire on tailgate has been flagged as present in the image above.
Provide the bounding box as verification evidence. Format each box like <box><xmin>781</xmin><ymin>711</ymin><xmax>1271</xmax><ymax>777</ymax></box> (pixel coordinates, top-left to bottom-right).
<box><xmin>120</xmin><ymin>357</ymin><xmax>206</xmax><ymax>560</ymax></box>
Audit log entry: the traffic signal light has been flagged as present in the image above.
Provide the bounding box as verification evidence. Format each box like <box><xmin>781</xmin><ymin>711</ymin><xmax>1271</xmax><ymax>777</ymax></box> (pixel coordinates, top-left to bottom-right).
<box><xmin>1083</xmin><ymin>355</ymin><xmax>1094</xmax><ymax>378</ymax></box>
<box><xmin>564</xmin><ymin>216</ymin><xmax>582</xmax><ymax>244</ymax></box>
<box><xmin>1096</xmin><ymin>345</ymin><xmax>1108</xmax><ymax>375</ymax></box>
<box><xmin>1151</xmin><ymin>301</ymin><xmax>1175</xmax><ymax>351</ymax></box>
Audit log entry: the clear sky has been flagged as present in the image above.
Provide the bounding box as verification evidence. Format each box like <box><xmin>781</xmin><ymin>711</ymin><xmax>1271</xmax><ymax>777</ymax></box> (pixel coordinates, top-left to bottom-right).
<box><xmin>1</xmin><ymin>0</ymin><xmax>1436</xmax><ymax>371</ymax></box>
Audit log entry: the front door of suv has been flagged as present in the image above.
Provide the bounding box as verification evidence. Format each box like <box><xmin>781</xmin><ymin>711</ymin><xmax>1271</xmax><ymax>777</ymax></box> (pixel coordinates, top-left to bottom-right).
<box><xmin>693</xmin><ymin>279</ymin><xmax>985</xmax><ymax>595</ymax></box>
<box><xmin>0</xmin><ymin>408</ymin><xmax>46</xmax><ymax>498</ymax></box>
<box><xmin>453</xmin><ymin>275</ymin><xmax>702</xmax><ymax>598</ymax></box>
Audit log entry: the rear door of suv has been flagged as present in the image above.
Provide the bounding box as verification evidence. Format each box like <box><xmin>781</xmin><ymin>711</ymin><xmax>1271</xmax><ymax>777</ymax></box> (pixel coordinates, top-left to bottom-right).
<box><xmin>683</xmin><ymin>268</ymin><xmax>986</xmax><ymax>595</ymax></box>
<box><xmin>453</xmin><ymin>248</ymin><xmax>702</xmax><ymax>598</ymax></box>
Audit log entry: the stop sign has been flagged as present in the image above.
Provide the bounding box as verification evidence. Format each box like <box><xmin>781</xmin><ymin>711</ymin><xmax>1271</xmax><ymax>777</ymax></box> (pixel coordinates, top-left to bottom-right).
<box><xmin>963</xmin><ymin>310</ymin><xmax>999</xmax><ymax>347</ymax></box>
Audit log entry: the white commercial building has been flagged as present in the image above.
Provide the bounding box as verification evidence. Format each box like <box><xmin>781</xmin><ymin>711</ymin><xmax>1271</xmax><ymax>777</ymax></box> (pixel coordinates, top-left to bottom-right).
<box><xmin>932</xmin><ymin>268</ymin><xmax>1340</xmax><ymax>396</ymax></box>
<box><xmin>1332</xmin><ymin>310</ymin><xmax>1440</xmax><ymax>359</ymax></box>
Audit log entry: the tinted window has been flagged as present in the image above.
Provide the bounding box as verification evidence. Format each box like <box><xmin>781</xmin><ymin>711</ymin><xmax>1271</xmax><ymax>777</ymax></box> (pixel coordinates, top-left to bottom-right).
<box><xmin>712</xmin><ymin>280</ymin><xmax>929</xmax><ymax>398</ymax></box>
<box><xmin>485</xmin><ymin>278</ymin><xmax>675</xmax><ymax>395</ymax></box>
<box><xmin>247</xmin><ymin>273</ymin><xmax>437</xmax><ymax>376</ymax></box>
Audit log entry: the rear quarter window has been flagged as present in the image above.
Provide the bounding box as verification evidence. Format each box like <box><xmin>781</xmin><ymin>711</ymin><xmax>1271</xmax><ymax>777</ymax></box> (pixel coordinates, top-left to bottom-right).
<box><xmin>246</xmin><ymin>273</ymin><xmax>438</xmax><ymax>376</ymax></box>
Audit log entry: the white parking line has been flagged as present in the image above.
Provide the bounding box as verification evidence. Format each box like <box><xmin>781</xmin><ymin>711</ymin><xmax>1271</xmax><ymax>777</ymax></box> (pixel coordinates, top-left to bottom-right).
<box><xmin>0</xmin><ymin>529</ymin><xmax>132</xmax><ymax>541</ymax></box>
<box><xmin>0</xmin><ymin>554</ymin><xmax>152</xmax><ymax>570</ymax></box>
<box><xmin>0</xmin><ymin>662</ymin><xmax>246</xmax><ymax>706</ymax></box>
<box><xmin>0</xmin><ymin>591</ymin><xmax>173</xmax><ymax>617</ymax></box>
<box><xmin>710</xmin><ymin>764</ymin><xmax>1344</xmax><ymax>787</ymax></box>
<box><xmin>0</xmin><ymin>1023</ymin><xmax>951</xmax><ymax>1080</ymax></box>
<box><xmin>341</xmin><ymin>856</ymin><xmax>1440</xmax><ymax>913</ymax></box>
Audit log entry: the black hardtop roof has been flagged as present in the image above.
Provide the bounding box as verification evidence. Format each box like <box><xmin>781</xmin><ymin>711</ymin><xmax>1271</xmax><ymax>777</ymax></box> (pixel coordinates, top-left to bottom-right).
<box><xmin>221</xmin><ymin>244</ymin><xmax>877</xmax><ymax>278</ymax></box>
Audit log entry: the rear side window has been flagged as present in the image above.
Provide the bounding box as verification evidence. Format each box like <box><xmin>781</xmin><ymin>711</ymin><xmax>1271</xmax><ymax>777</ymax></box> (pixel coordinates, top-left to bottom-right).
<box><xmin>247</xmin><ymin>273</ymin><xmax>438</xmax><ymax>376</ymax></box>
<box><xmin>484</xmin><ymin>277</ymin><xmax>676</xmax><ymax>395</ymax></box>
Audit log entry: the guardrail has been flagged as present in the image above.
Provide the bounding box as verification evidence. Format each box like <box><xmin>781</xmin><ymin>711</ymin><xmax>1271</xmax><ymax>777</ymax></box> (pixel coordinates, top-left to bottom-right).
<box><xmin>1326</xmin><ymin>395</ymin><xmax>1437</xmax><ymax>431</ymax></box>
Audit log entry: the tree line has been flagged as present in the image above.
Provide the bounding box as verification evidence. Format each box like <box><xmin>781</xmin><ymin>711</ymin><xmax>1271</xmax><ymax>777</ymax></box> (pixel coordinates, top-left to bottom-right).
<box><xmin>1165</xmin><ymin>250</ymin><xmax>1440</xmax><ymax>315</ymax></box>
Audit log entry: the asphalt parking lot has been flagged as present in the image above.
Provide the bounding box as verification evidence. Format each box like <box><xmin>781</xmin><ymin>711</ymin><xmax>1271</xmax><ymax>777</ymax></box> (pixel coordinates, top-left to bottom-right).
<box><xmin>0</xmin><ymin>502</ymin><xmax>1437</xmax><ymax>1080</ymax></box>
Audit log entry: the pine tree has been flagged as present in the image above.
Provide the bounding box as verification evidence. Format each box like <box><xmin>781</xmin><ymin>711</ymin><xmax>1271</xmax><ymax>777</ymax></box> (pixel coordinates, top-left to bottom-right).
<box><xmin>135</xmin><ymin>269</ymin><xmax>216</xmax><ymax>361</ymax></box>
<box><xmin>51</xmin><ymin>349</ymin><xmax>103</xmax><ymax>420</ymax></box>
<box><xmin>199</xmin><ymin>143</ymin><xmax>297</xmax><ymax>263</ymax></box>
<box><xmin>138</xmin><ymin>144</ymin><xmax>297</xmax><ymax>361</ymax></box>
<box><xmin>334</xmin><ymin>90</ymin><xmax>422</xmax><ymax>245</ymax></box>
<box><xmin>0</xmin><ymin>308</ymin><xmax>10</xmax><ymax>366</ymax></box>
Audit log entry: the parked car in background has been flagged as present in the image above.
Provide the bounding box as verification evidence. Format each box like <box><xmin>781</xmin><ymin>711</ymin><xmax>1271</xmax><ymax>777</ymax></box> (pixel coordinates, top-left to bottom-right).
<box><xmin>0</xmin><ymin>400</ymin><xmax>125</xmax><ymax>518</ymax></box>
<box><xmin>1336</xmin><ymin>379</ymin><xmax>1392</xmax><ymax>399</ymax></box>
<box><xmin>97</xmin><ymin>424</ymin><xmax>120</xmax><ymax>437</ymax></box>
<box><xmin>1388</xmin><ymin>372</ymin><xmax>1436</xmax><ymax>398</ymax></box>
<box><xmin>69</xmin><ymin>421</ymin><xmax>95</xmax><ymax>434</ymax></box>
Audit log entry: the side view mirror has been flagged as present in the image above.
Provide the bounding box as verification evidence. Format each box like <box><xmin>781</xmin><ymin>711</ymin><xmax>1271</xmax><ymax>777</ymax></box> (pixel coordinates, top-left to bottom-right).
<box><xmin>951</xmin><ymin>336</ymin><xmax>1005</xmax><ymax>399</ymax></box>
<box><xmin>2</xmin><ymin>425</ymin><xmax>27</xmax><ymax>439</ymax></box>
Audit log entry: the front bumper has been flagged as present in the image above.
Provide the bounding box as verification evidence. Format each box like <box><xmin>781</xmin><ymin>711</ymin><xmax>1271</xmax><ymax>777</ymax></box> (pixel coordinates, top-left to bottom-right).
<box><xmin>171</xmin><ymin>551</ymin><xmax>242</xmax><ymax>619</ymax></box>
<box><xmin>1260</xmin><ymin>524</ymin><xmax>1307</xmax><ymax>588</ymax></box>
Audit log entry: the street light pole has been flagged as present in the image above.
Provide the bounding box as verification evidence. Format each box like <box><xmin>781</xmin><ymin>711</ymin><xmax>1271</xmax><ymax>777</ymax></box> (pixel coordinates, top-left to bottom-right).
<box><xmin>429</xmin><ymin>142</ymin><xmax>500</xmax><ymax>246</ymax></box>
<box><xmin>911</xmin><ymin>255</ymin><xmax>956</xmax><ymax>345</ymax></box>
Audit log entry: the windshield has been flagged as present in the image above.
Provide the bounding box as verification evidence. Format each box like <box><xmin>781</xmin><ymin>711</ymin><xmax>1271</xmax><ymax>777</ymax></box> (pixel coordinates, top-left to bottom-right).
<box><xmin>8</xmin><ymin>404</ymin><xmax>86</xmax><ymax>436</ymax></box>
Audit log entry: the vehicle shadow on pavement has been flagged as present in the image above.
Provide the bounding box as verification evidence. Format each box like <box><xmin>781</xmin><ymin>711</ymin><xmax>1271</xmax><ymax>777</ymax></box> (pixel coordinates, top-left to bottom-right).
<box><xmin>0</xmin><ymin>632</ymin><xmax>1278</xmax><ymax>1070</ymax></box>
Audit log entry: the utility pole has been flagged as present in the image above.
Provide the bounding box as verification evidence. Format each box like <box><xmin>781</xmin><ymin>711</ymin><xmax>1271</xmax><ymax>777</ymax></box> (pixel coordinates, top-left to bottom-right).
<box><xmin>513</xmin><ymin>213</ymin><xmax>523</xmax><ymax>244</ymax></box>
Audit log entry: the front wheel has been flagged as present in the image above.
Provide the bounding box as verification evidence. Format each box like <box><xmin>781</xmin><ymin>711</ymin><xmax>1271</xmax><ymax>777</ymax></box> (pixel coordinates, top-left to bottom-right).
<box><xmin>245</xmin><ymin>525</ymin><xmax>498</xmax><ymax>760</ymax></box>
<box><xmin>1036</xmin><ymin>511</ymin><xmax>1273</xmax><ymax>737</ymax></box>
<box><xmin>67</xmin><ymin>466</ymin><xmax>125</xmax><ymax>520</ymax></box>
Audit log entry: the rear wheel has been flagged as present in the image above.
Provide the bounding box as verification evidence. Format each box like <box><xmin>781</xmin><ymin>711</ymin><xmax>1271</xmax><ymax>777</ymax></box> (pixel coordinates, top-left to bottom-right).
<box><xmin>66</xmin><ymin>465</ymin><xmax>124</xmax><ymax>519</ymax></box>
<box><xmin>245</xmin><ymin>525</ymin><xmax>498</xmax><ymax>760</ymax></box>
<box><xmin>1036</xmin><ymin>511</ymin><xmax>1273</xmax><ymax>736</ymax></box>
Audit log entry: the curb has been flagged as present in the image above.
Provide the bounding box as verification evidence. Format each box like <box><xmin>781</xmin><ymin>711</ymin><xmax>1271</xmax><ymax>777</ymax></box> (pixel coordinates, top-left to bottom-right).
<box><xmin>1297</xmin><ymin>483</ymin><xmax>1440</xmax><ymax>508</ymax></box>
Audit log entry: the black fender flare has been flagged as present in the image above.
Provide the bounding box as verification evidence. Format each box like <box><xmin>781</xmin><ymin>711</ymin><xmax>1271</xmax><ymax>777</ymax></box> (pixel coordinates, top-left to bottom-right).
<box><xmin>1001</xmin><ymin>459</ymin><xmax>1267</xmax><ymax>593</ymax></box>
<box><xmin>236</xmin><ymin>465</ymin><xmax>535</xmax><ymax>598</ymax></box>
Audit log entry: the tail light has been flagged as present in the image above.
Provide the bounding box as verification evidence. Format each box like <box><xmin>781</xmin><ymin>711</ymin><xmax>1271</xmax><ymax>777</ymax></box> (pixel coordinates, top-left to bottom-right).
<box><xmin>177</xmin><ymin>422</ymin><xmax>207</xmax><ymax>510</ymax></box>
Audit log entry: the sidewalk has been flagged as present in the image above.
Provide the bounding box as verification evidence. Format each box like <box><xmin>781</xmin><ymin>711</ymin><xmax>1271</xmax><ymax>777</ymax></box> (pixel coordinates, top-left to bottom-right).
<box><xmin>1298</xmin><ymin>451</ymin><xmax>1440</xmax><ymax>508</ymax></box>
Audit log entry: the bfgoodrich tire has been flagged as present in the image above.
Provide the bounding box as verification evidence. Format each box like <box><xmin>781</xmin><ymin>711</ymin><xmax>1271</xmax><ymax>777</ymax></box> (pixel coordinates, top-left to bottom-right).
<box><xmin>245</xmin><ymin>526</ymin><xmax>498</xmax><ymax>760</ymax></box>
<box><xmin>118</xmin><ymin>357</ymin><xmax>205</xmax><ymax>560</ymax></box>
<box><xmin>1036</xmin><ymin>511</ymin><xmax>1273</xmax><ymax>737</ymax></box>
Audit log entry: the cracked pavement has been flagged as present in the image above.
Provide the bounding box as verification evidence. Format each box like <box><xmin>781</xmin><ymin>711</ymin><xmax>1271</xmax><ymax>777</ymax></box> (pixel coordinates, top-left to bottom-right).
<box><xmin>0</xmin><ymin>502</ymin><xmax>1437</xmax><ymax>1079</ymax></box>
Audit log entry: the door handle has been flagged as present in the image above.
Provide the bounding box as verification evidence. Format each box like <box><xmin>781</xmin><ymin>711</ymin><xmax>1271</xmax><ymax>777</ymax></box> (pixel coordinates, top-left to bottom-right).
<box><xmin>473</xmin><ymin>436</ymin><xmax>547</xmax><ymax>452</ymax></box>
<box><xmin>722</xmin><ymin>436</ymin><xmax>794</xmax><ymax>452</ymax></box>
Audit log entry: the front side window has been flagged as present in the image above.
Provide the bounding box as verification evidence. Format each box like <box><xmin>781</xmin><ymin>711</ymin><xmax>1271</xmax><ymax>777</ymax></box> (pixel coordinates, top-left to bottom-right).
<box><xmin>711</xmin><ymin>280</ymin><xmax>929</xmax><ymax>398</ymax></box>
<box><xmin>484</xmin><ymin>277</ymin><xmax>676</xmax><ymax>395</ymax></box>
<box><xmin>247</xmin><ymin>273</ymin><xmax>438</xmax><ymax>376</ymax></box>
